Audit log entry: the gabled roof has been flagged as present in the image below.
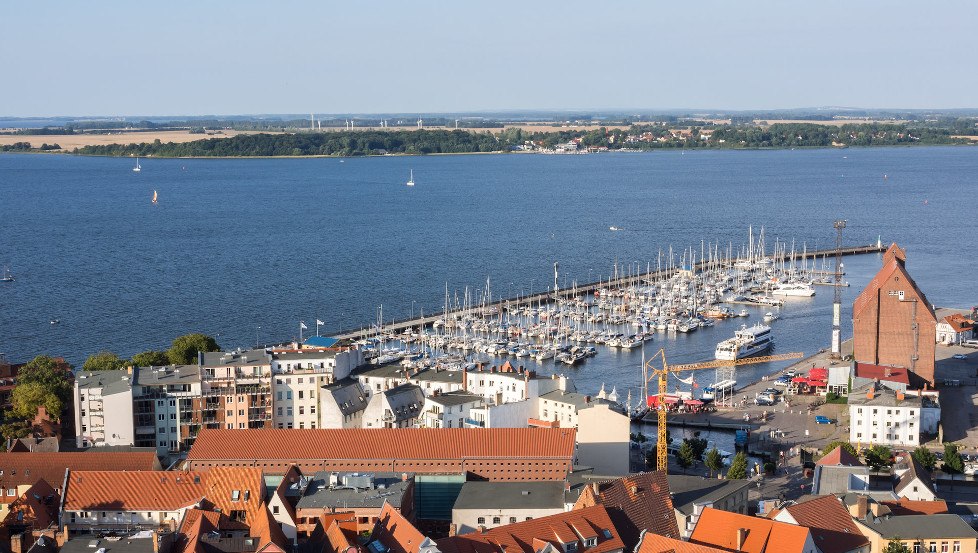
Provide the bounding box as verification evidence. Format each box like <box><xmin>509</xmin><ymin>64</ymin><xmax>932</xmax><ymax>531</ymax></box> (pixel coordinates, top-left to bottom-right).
<box><xmin>3</xmin><ymin>478</ymin><xmax>59</xmax><ymax>529</ymax></box>
<box><xmin>204</xmin><ymin>467</ymin><xmax>266</xmax><ymax>527</ymax></box>
<box><xmin>63</xmin><ymin>471</ymin><xmax>206</xmax><ymax>512</ymax></box>
<box><xmin>942</xmin><ymin>313</ymin><xmax>974</xmax><ymax>332</ymax></box>
<box><xmin>852</xmin><ymin>245</ymin><xmax>935</xmax><ymax>323</ymax></box>
<box><xmin>858</xmin><ymin>514</ymin><xmax>978</xmax><ymax>539</ymax></box>
<box><xmin>574</xmin><ymin>471</ymin><xmax>679</xmax><ymax>548</ymax></box>
<box><xmin>689</xmin><ymin>508</ymin><xmax>810</xmax><ymax>553</ymax></box>
<box><xmin>437</xmin><ymin>504</ymin><xmax>624</xmax><ymax>553</ymax></box>
<box><xmin>636</xmin><ymin>534</ymin><xmax>725</xmax><ymax>553</ymax></box>
<box><xmin>817</xmin><ymin>446</ymin><xmax>863</xmax><ymax>467</ymax></box>
<box><xmin>0</xmin><ymin>451</ymin><xmax>160</xmax><ymax>489</ymax></box>
<box><xmin>780</xmin><ymin>496</ymin><xmax>868</xmax><ymax>553</ymax></box>
<box><xmin>370</xmin><ymin>503</ymin><xmax>428</xmax><ymax>553</ymax></box>
<box><xmin>893</xmin><ymin>455</ymin><xmax>934</xmax><ymax>497</ymax></box>
<box><xmin>880</xmin><ymin>498</ymin><xmax>948</xmax><ymax>515</ymax></box>
<box><xmin>188</xmin><ymin>428</ymin><xmax>576</xmax><ymax>463</ymax></box>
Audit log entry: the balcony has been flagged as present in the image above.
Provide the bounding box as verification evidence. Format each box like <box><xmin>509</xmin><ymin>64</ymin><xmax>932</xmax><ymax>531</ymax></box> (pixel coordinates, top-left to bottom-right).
<box><xmin>463</xmin><ymin>418</ymin><xmax>485</xmax><ymax>428</ymax></box>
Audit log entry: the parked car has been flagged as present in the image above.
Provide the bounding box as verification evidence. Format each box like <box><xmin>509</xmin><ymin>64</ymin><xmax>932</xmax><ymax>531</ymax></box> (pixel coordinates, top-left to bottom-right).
<box><xmin>953</xmin><ymin>354</ymin><xmax>967</xmax><ymax>360</ymax></box>
<box><xmin>755</xmin><ymin>397</ymin><xmax>776</xmax><ymax>406</ymax></box>
<box><xmin>763</xmin><ymin>387</ymin><xmax>783</xmax><ymax>396</ymax></box>
<box><xmin>815</xmin><ymin>415</ymin><xmax>833</xmax><ymax>424</ymax></box>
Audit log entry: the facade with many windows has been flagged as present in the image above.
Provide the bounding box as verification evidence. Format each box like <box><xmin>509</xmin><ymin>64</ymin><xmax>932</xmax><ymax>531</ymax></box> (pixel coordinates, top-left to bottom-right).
<box><xmin>848</xmin><ymin>382</ymin><xmax>940</xmax><ymax>447</ymax></box>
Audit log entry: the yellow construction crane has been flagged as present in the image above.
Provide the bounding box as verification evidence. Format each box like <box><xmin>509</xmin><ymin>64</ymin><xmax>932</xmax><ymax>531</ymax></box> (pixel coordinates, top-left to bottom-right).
<box><xmin>642</xmin><ymin>348</ymin><xmax>805</xmax><ymax>474</ymax></box>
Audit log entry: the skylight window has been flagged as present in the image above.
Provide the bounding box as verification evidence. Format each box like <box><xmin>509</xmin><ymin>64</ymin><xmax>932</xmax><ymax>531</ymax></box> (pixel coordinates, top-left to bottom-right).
<box><xmin>231</xmin><ymin>490</ymin><xmax>240</xmax><ymax>502</ymax></box>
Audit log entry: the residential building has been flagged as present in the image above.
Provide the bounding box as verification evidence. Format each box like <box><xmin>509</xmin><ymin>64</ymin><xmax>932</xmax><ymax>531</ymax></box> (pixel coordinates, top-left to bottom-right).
<box><xmin>574</xmin><ymin>472</ymin><xmax>680</xmax><ymax>550</ymax></box>
<box><xmin>438</xmin><ymin>504</ymin><xmax>625</xmax><ymax>553</ymax></box>
<box><xmin>812</xmin><ymin>446</ymin><xmax>870</xmax><ymax>496</ymax></box>
<box><xmin>368</xmin><ymin>503</ymin><xmax>438</xmax><ymax>553</ymax></box>
<box><xmin>667</xmin><ymin>475</ymin><xmax>752</xmax><ymax>539</ymax></box>
<box><xmin>891</xmin><ymin>454</ymin><xmax>936</xmax><ymax>501</ymax></box>
<box><xmin>771</xmin><ymin>495</ymin><xmax>870</xmax><ymax>553</ymax></box>
<box><xmin>851</xmin><ymin>363</ymin><xmax>911</xmax><ymax>392</ymax></box>
<box><xmin>848</xmin><ymin>382</ymin><xmax>940</xmax><ymax>447</ymax></box>
<box><xmin>688</xmin><ymin>507</ymin><xmax>817</xmax><ymax>553</ymax></box>
<box><xmin>451</xmin><ymin>481</ymin><xmax>566</xmax><ymax>535</ymax></box>
<box><xmin>264</xmin><ymin>465</ymin><xmax>303</xmax><ymax>543</ymax></box>
<box><xmin>575</xmin><ymin>403</ymin><xmax>629</xmax><ymax>476</ymax></box>
<box><xmin>271</xmin><ymin>345</ymin><xmax>362</xmax><ymax>430</ymax></box>
<box><xmin>635</xmin><ymin>534</ymin><xmax>725</xmax><ymax>553</ymax></box>
<box><xmin>852</xmin><ymin>244</ymin><xmax>937</xmax><ymax>386</ymax></box>
<box><xmin>296</xmin><ymin>472</ymin><xmax>412</xmax><ymax>537</ymax></box>
<box><xmin>362</xmin><ymin>384</ymin><xmax>425</xmax><ymax>429</ymax></box>
<box><xmin>319</xmin><ymin>379</ymin><xmax>368</xmax><ymax>429</ymax></box>
<box><xmin>853</xmin><ymin>514</ymin><xmax>978</xmax><ymax>553</ymax></box>
<box><xmin>61</xmin><ymin>470</ymin><xmax>206</xmax><ymax>531</ymax></box>
<box><xmin>936</xmin><ymin>310</ymin><xmax>977</xmax><ymax>345</ymax></box>
<box><xmin>420</xmin><ymin>391</ymin><xmax>484</xmax><ymax>429</ymax></box>
<box><xmin>198</xmin><ymin>349</ymin><xmax>274</xmax><ymax>432</ymax></box>
<box><xmin>74</xmin><ymin>370</ymin><xmax>135</xmax><ymax>448</ymax></box>
<box><xmin>130</xmin><ymin>364</ymin><xmax>203</xmax><ymax>455</ymax></box>
<box><xmin>0</xmin><ymin>479</ymin><xmax>59</xmax><ymax>553</ymax></box>
<box><xmin>186</xmin><ymin>427</ymin><xmax>577</xmax><ymax>481</ymax></box>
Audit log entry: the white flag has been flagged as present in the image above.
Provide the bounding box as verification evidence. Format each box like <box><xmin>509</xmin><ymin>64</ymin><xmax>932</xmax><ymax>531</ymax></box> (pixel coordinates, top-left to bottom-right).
<box><xmin>316</xmin><ymin>319</ymin><xmax>324</xmax><ymax>326</ymax></box>
<box><xmin>300</xmin><ymin>321</ymin><xmax>308</xmax><ymax>330</ymax></box>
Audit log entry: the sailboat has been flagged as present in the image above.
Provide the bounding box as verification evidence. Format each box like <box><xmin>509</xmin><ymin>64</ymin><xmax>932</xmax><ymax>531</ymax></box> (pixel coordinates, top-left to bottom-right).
<box><xmin>133</xmin><ymin>157</ymin><xmax>141</xmax><ymax>172</ymax></box>
<box><xmin>406</xmin><ymin>169</ymin><xmax>415</xmax><ymax>186</ymax></box>
<box><xmin>152</xmin><ymin>190</ymin><xmax>158</xmax><ymax>204</ymax></box>
<box><xmin>1</xmin><ymin>266</ymin><xmax>13</xmax><ymax>283</ymax></box>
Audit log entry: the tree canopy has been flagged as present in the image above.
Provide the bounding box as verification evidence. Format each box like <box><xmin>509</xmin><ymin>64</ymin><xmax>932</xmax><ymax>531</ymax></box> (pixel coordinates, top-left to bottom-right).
<box><xmin>911</xmin><ymin>446</ymin><xmax>937</xmax><ymax>471</ymax></box>
<box><xmin>131</xmin><ymin>350</ymin><xmax>170</xmax><ymax>367</ymax></box>
<box><xmin>944</xmin><ymin>443</ymin><xmax>965</xmax><ymax>474</ymax></box>
<box><xmin>83</xmin><ymin>350</ymin><xmax>128</xmax><ymax>371</ymax></box>
<box><xmin>822</xmin><ymin>441</ymin><xmax>857</xmax><ymax>457</ymax></box>
<box><xmin>882</xmin><ymin>539</ymin><xmax>911</xmax><ymax>553</ymax></box>
<box><xmin>677</xmin><ymin>441</ymin><xmax>696</xmax><ymax>473</ymax></box>
<box><xmin>726</xmin><ymin>452</ymin><xmax>749</xmax><ymax>479</ymax></box>
<box><xmin>17</xmin><ymin>355</ymin><xmax>72</xmax><ymax>404</ymax></box>
<box><xmin>866</xmin><ymin>445</ymin><xmax>893</xmax><ymax>472</ymax></box>
<box><xmin>168</xmin><ymin>333</ymin><xmax>220</xmax><ymax>365</ymax></box>
<box><xmin>705</xmin><ymin>447</ymin><xmax>724</xmax><ymax>477</ymax></box>
<box><xmin>10</xmin><ymin>381</ymin><xmax>63</xmax><ymax>422</ymax></box>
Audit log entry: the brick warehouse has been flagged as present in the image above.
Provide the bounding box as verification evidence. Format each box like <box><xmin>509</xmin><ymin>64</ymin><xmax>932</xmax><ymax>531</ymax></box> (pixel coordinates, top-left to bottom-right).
<box><xmin>853</xmin><ymin>244</ymin><xmax>937</xmax><ymax>386</ymax></box>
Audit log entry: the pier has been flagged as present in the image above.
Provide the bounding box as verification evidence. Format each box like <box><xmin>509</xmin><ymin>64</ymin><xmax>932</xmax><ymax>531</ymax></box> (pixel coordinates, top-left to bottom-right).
<box><xmin>332</xmin><ymin>243</ymin><xmax>885</xmax><ymax>340</ymax></box>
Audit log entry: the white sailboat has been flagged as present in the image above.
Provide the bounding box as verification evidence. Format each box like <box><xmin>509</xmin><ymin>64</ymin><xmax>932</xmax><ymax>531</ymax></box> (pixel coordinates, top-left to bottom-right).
<box><xmin>1</xmin><ymin>266</ymin><xmax>13</xmax><ymax>283</ymax></box>
<box><xmin>406</xmin><ymin>169</ymin><xmax>415</xmax><ymax>186</ymax></box>
<box><xmin>152</xmin><ymin>190</ymin><xmax>158</xmax><ymax>204</ymax></box>
<box><xmin>133</xmin><ymin>157</ymin><xmax>141</xmax><ymax>172</ymax></box>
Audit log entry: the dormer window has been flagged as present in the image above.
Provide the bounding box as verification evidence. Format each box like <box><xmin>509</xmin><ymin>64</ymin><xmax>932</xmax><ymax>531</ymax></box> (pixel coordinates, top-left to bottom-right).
<box><xmin>584</xmin><ymin>538</ymin><xmax>597</xmax><ymax>548</ymax></box>
<box><xmin>601</xmin><ymin>530</ymin><xmax>612</xmax><ymax>539</ymax></box>
<box><xmin>244</xmin><ymin>490</ymin><xmax>250</xmax><ymax>501</ymax></box>
<box><xmin>566</xmin><ymin>543</ymin><xmax>578</xmax><ymax>553</ymax></box>
<box><xmin>231</xmin><ymin>490</ymin><xmax>240</xmax><ymax>502</ymax></box>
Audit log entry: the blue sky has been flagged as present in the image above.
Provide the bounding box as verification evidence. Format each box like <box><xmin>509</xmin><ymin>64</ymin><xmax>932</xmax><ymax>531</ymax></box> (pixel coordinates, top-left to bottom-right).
<box><xmin>2</xmin><ymin>1</ymin><xmax>976</xmax><ymax>116</ymax></box>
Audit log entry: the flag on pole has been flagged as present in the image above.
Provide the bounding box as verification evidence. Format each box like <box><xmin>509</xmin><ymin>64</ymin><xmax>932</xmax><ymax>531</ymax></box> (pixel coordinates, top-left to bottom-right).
<box><xmin>316</xmin><ymin>319</ymin><xmax>324</xmax><ymax>326</ymax></box>
<box><xmin>300</xmin><ymin>321</ymin><xmax>308</xmax><ymax>330</ymax></box>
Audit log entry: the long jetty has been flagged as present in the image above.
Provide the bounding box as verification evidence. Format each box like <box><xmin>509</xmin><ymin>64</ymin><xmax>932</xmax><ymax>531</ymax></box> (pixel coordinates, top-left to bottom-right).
<box><xmin>331</xmin><ymin>243</ymin><xmax>885</xmax><ymax>340</ymax></box>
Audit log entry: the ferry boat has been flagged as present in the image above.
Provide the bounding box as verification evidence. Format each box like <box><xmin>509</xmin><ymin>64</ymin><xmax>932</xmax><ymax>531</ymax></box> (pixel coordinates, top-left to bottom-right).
<box><xmin>702</xmin><ymin>379</ymin><xmax>737</xmax><ymax>401</ymax></box>
<box><xmin>715</xmin><ymin>323</ymin><xmax>773</xmax><ymax>360</ymax></box>
<box><xmin>771</xmin><ymin>282</ymin><xmax>815</xmax><ymax>297</ymax></box>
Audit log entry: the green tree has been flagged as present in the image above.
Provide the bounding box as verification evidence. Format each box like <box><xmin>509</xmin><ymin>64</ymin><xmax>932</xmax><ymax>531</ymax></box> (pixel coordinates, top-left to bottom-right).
<box><xmin>944</xmin><ymin>443</ymin><xmax>965</xmax><ymax>474</ymax></box>
<box><xmin>881</xmin><ymin>539</ymin><xmax>910</xmax><ymax>553</ymax></box>
<box><xmin>0</xmin><ymin>421</ymin><xmax>31</xmax><ymax>441</ymax></box>
<box><xmin>822</xmin><ymin>440</ymin><xmax>857</xmax><ymax>457</ymax></box>
<box><xmin>726</xmin><ymin>452</ymin><xmax>749</xmax><ymax>479</ymax></box>
<box><xmin>705</xmin><ymin>447</ymin><xmax>724</xmax><ymax>477</ymax></box>
<box><xmin>10</xmin><ymin>382</ymin><xmax>63</xmax><ymax>421</ymax></box>
<box><xmin>866</xmin><ymin>445</ymin><xmax>893</xmax><ymax>472</ymax></box>
<box><xmin>911</xmin><ymin>446</ymin><xmax>937</xmax><ymax>471</ymax></box>
<box><xmin>132</xmin><ymin>350</ymin><xmax>170</xmax><ymax>367</ymax></box>
<box><xmin>168</xmin><ymin>333</ymin><xmax>220</xmax><ymax>365</ymax></box>
<box><xmin>17</xmin><ymin>355</ymin><xmax>72</xmax><ymax>404</ymax></box>
<box><xmin>687</xmin><ymin>437</ymin><xmax>709</xmax><ymax>461</ymax></box>
<box><xmin>677</xmin><ymin>441</ymin><xmax>696</xmax><ymax>473</ymax></box>
<box><xmin>83</xmin><ymin>350</ymin><xmax>127</xmax><ymax>371</ymax></box>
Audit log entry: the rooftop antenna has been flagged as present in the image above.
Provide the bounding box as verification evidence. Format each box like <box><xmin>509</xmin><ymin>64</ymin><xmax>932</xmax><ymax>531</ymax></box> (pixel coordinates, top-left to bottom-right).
<box><xmin>831</xmin><ymin>220</ymin><xmax>846</xmax><ymax>358</ymax></box>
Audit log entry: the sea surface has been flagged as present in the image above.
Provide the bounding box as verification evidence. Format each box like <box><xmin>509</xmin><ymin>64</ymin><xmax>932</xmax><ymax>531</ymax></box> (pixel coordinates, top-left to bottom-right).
<box><xmin>1</xmin><ymin>148</ymin><xmax>976</xmax><ymax>401</ymax></box>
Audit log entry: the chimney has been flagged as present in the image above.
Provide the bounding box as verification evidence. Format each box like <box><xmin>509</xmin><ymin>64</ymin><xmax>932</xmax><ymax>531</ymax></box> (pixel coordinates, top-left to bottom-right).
<box><xmin>590</xmin><ymin>482</ymin><xmax>600</xmax><ymax>495</ymax></box>
<box><xmin>853</xmin><ymin>496</ymin><xmax>868</xmax><ymax>519</ymax></box>
<box><xmin>896</xmin><ymin>391</ymin><xmax>905</xmax><ymax>401</ymax></box>
<box><xmin>58</xmin><ymin>525</ymin><xmax>69</xmax><ymax>547</ymax></box>
<box><xmin>462</xmin><ymin>367</ymin><xmax>468</xmax><ymax>392</ymax></box>
<box><xmin>478</xmin><ymin>526</ymin><xmax>487</xmax><ymax>534</ymax></box>
<box><xmin>449</xmin><ymin>524</ymin><xmax>458</xmax><ymax>537</ymax></box>
<box><xmin>127</xmin><ymin>365</ymin><xmax>134</xmax><ymax>375</ymax></box>
<box><xmin>884</xmin><ymin>366</ymin><xmax>891</xmax><ymax>378</ymax></box>
<box><xmin>401</xmin><ymin>473</ymin><xmax>408</xmax><ymax>482</ymax></box>
<box><xmin>870</xmin><ymin>502</ymin><xmax>881</xmax><ymax>517</ymax></box>
<box><xmin>10</xmin><ymin>533</ymin><xmax>22</xmax><ymax>553</ymax></box>
<box><xmin>867</xmin><ymin>387</ymin><xmax>875</xmax><ymax>400</ymax></box>
<box><xmin>735</xmin><ymin>528</ymin><xmax>747</xmax><ymax>551</ymax></box>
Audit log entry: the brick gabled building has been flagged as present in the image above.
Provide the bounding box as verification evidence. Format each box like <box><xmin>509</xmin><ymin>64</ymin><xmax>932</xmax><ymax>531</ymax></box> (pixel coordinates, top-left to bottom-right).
<box><xmin>573</xmin><ymin>472</ymin><xmax>679</xmax><ymax>550</ymax></box>
<box><xmin>852</xmin><ymin>244</ymin><xmax>937</xmax><ymax>386</ymax></box>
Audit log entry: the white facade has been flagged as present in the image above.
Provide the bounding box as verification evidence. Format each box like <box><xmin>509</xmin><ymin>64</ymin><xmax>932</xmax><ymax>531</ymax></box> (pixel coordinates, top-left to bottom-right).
<box><xmin>420</xmin><ymin>392</ymin><xmax>484</xmax><ymax>429</ymax></box>
<box><xmin>273</xmin><ymin>372</ymin><xmax>328</xmax><ymax>429</ymax></box>
<box><xmin>64</xmin><ymin>506</ymin><xmax>190</xmax><ymax>530</ymax></box>
<box><xmin>848</xmin><ymin>387</ymin><xmax>940</xmax><ymax>447</ymax></box>
<box><xmin>577</xmin><ymin>404</ymin><xmax>630</xmax><ymax>476</ymax></box>
<box><xmin>74</xmin><ymin>371</ymin><xmax>135</xmax><ymax>448</ymax></box>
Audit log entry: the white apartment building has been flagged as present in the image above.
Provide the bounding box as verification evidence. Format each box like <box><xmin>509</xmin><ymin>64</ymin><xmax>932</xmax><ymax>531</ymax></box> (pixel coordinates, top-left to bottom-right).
<box><xmin>320</xmin><ymin>379</ymin><xmax>369</xmax><ymax>429</ymax></box>
<box><xmin>131</xmin><ymin>364</ymin><xmax>202</xmax><ymax>455</ymax></box>
<box><xmin>74</xmin><ymin>370</ymin><xmax>135</xmax><ymax>448</ymax></box>
<box><xmin>848</xmin><ymin>382</ymin><xmax>941</xmax><ymax>447</ymax></box>
<box><xmin>419</xmin><ymin>391</ymin><xmax>484</xmax><ymax>429</ymax></box>
<box><xmin>362</xmin><ymin>383</ymin><xmax>425</xmax><ymax>429</ymax></box>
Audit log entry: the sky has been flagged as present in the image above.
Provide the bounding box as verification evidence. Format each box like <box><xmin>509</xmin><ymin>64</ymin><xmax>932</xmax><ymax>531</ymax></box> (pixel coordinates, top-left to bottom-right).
<box><xmin>3</xmin><ymin>1</ymin><xmax>977</xmax><ymax>117</ymax></box>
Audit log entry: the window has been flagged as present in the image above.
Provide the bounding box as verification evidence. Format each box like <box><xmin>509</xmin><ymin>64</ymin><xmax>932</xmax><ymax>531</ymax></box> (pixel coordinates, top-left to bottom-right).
<box><xmin>171</xmin><ymin>426</ymin><xmax>177</xmax><ymax>433</ymax></box>
<box><xmin>287</xmin><ymin>391</ymin><xmax>293</xmax><ymax>400</ymax></box>
<box><xmin>157</xmin><ymin>400</ymin><xmax>165</xmax><ymax>407</ymax></box>
<box><xmin>287</xmin><ymin>407</ymin><xmax>293</xmax><ymax>416</ymax></box>
<box><xmin>159</xmin><ymin>414</ymin><xmax>166</xmax><ymax>421</ymax></box>
<box><xmin>493</xmin><ymin>517</ymin><xmax>501</xmax><ymax>524</ymax></box>
<box><xmin>311</xmin><ymin>406</ymin><xmax>316</xmax><ymax>414</ymax></box>
<box><xmin>509</xmin><ymin>517</ymin><xmax>517</xmax><ymax>523</ymax></box>
<box><xmin>477</xmin><ymin>517</ymin><xmax>485</xmax><ymax>524</ymax></box>
<box><xmin>277</xmin><ymin>392</ymin><xmax>282</xmax><ymax>400</ymax></box>
<box><xmin>566</xmin><ymin>543</ymin><xmax>578</xmax><ymax>553</ymax></box>
<box><xmin>857</xmin><ymin>433</ymin><xmax>862</xmax><ymax>438</ymax></box>
<box><xmin>929</xmin><ymin>542</ymin><xmax>937</xmax><ymax>553</ymax></box>
<box><xmin>273</xmin><ymin>505</ymin><xmax>279</xmax><ymax>514</ymax></box>
<box><xmin>159</xmin><ymin>426</ymin><xmax>166</xmax><ymax>433</ymax></box>
<box><xmin>231</xmin><ymin>490</ymin><xmax>241</xmax><ymax>501</ymax></box>
<box><xmin>238</xmin><ymin>423</ymin><xmax>245</xmax><ymax>429</ymax></box>
<box><xmin>170</xmin><ymin>413</ymin><xmax>176</xmax><ymax>419</ymax></box>
<box><xmin>6</xmin><ymin>489</ymin><xmax>15</xmax><ymax>496</ymax></box>
<box><xmin>585</xmin><ymin>538</ymin><xmax>597</xmax><ymax>547</ymax></box>
<box><xmin>941</xmin><ymin>542</ymin><xmax>948</xmax><ymax>553</ymax></box>
<box><xmin>954</xmin><ymin>541</ymin><xmax>961</xmax><ymax>553</ymax></box>
<box><xmin>277</xmin><ymin>407</ymin><xmax>283</xmax><ymax>416</ymax></box>
<box><xmin>238</xmin><ymin>410</ymin><xmax>244</xmax><ymax>416</ymax></box>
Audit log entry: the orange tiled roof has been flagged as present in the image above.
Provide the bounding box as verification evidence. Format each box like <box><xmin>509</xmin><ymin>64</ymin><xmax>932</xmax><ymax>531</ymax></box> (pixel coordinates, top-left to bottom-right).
<box><xmin>63</xmin><ymin>471</ymin><xmax>206</xmax><ymax>512</ymax></box>
<box><xmin>178</xmin><ymin>509</ymin><xmax>250</xmax><ymax>553</ymax></box>
<box><xmin>943</xmin><ymin>314</ymin><xmax>974</xmax><ymax>332</ymax></box>
<box><xmin>816</xmin><ymin>446</ymin><xmax>863</xmax><ymax>467</ymax></box>
<box><xmin>781</xmin><ymin>496</ymin><xmax>868</xmax><ymax>553</ymax></box>
<box><xmin>637</xmin><ymin>534</ymin><xmax>726</xmax><ymax>553</ymax></box>
<box><xmin>187</xmin><ymin>428</ymin><xmax>576</xmax><ymax>462</ymax></box>
<box><xmin>881</xmin><ymin>498</ymin><xmax>948</xmax><ymax>516</ymax></box>
<box><xmin>689</xmin><ymin>508</ymin><xmax>810</xmax><ymax>553</ymax></box>
<box><xmin>0</xmin><ymin>451</ymin><xmax>159</xmax><ymax>489</ymax></box>
<box><xmin>573</xmin><ymin>471</ymin><xmax>679</xmax><ymax>547</ymax></box>
<box><xmin>371</xmin><ymin>503</ymin><xmax>428</xmax><ymax>553</ymax></box>
<box><xmin>203</xmin><ymin>467</ymin><xmax>266</xmax><ymax>527</ymax></box>
<box><xmin>437</xmin><ymin>505</ymin><xmax>625</xmax><ymax>553</ymax></box>
<box><xmin>3</xmin><ymin>479</ymin><xmax>59</xmax><ymax>529</ymax></box>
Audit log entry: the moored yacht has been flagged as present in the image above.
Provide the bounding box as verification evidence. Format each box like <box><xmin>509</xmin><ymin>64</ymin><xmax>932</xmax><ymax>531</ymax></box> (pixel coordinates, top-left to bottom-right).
<box><xmin>771</xmin><ymin>281</ymin><xmax>815</xmax><ymax>297</ymax></box>
<box><xmin>715</xmin><ymin>323</ymin><xmax>773</xmax><ymax>360</ymax></box>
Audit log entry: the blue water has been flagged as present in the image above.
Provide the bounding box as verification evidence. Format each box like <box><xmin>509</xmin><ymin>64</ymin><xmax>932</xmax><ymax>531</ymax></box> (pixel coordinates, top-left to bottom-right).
<box><xmin>1</xmin><ymin>148</ymin><xmax>976</xmax><ymax>396</ymax></box>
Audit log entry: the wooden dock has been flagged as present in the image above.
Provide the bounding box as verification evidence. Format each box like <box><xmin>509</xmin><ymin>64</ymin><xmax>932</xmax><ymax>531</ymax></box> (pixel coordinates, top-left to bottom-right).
<box><xmin>331</xmin><ymin>243</ymin><xmax>884</xmax><ymax>340</ymax></box>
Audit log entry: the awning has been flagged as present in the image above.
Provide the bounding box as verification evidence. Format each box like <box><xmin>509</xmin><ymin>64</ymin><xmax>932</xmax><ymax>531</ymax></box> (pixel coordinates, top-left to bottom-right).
<box><xmin>684</xmin><ymin>399</ymin><xmax>704</xmax><ymax>406</ymax></box>
<box><xmin>807</xmin><ymin>379</ymin><xmax>827</xmax><ymax>387</ymax></box>
<box><xmin>809</xmin><ymin>368</ymin><xmax>828</xmax><ymax>379</ymax></box>
<box><xmin>791</xmin><ymin>377</ymin><xmax>809</xmax><ymax>383</ymax></box>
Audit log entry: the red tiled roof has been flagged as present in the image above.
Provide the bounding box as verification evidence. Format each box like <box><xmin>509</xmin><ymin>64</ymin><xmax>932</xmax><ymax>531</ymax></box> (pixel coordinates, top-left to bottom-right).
<box><xmin>3</xmin><ymin>479</ymin><xmax>59</xmax><ymax>529</ymax></box>
<box><xmin>573</xmin><ymin>471</ymin><xmax>679</xmax><ymax>548</ymax></box>
<box><xmin>943</xmin><ymin>314</ymin><xmax>974</xmax><ymax>332</ymax></box>
<box><xmin>689</xmin><ymin>508</ymin><xmax>810</xmax><ymax>553</ymax></box>
<box><xmin>63</xmin><ymin>471</ymin><xmax>206</xmax><ymax>511</ymax></box>
<box><xmin>187</xmin><ymin>428</ymin><xmax>576</xmax><ymax>462</ymax></box>
<box><xmin>178</xmin><ymin>509</ymin><xmax>251</xmax><ymax>553</ymax></box>
<box><xmin>854</xmin><ymin>363</ymin><xmax>910</xmax><ymax>385</ymax></box>
<box><xmin>371</xmin><ymin>503</ymin><xmax>428</xmax><ymax>553</ymax></box>
<box><xmin>637</xmin><ymin>534</ymin><xmax>725</xmax><ymax>553</ymax></box>
<box><xmin>781</xmin><ymin>496</ymin><xmax>868</xmax><ymax>553</ymax></box>
<box><xmin>817</xmin><ymin>446</ymin><xmax>863</xmax><ymax>467</ymax></box>
<box><xmin>0</xmin><ymin>451</ymin><xmax>160</xmax><ymax>490</ymax></box>
<box><xmin>880</xmin><ymin>498</ymin><xmax>948</xmax><ymax>516</ymax></box>
<box><xmin>203</xmin><ymin>467</ymin><xmax>266</xmax><ymax>527</ymax></box>
<box><xmin>437</xmin><ymin>505</ymin><xmax>625</xmax><ymax>553</ymax></box>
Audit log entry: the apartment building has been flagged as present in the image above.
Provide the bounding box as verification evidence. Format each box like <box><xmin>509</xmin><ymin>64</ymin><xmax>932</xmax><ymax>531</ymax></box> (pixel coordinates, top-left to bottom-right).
<box><xmin>848</xmin><ymin>382</ymin><xmax>941</xmax><ymax>447</ymax></box>
<box><xmin>74</xmin><ymin>370</ymin><xmax>135</xmax><ymax>448</ymax></box>
<box><xmin>198</xmin><ymin>349</ymin><xmax>274</xmax><ymax>431</ymax></box>
<box><xmin>131</xmin><ymin>364</ymin><xmax>202</xmax><ymax>455</ymax></box>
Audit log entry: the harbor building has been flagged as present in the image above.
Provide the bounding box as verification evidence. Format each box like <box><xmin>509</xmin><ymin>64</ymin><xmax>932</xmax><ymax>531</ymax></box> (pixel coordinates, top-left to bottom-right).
<box><xmin>847</xmin><ymin>382</ymin><xmax>940</xmax><ymax>447</ymax></box>
<box><xmin>270</xmin><ymin>345</ymin><xmax>362</xmax><ymax>430</ymax></box>
<box><xmin>852</xmin><ymin>244</ymin><xmax>937</xmax><ymax>386</ymax></box>
<box><xmin>935</xmin><ymin>308</ymin><xmax>977</xmax><ymax>345</ymax></box>
<box><xmin>74</xmin><ymin>370</ymin><xmax>136</xmax><ymax>448</ymax></box>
